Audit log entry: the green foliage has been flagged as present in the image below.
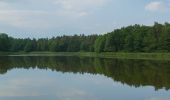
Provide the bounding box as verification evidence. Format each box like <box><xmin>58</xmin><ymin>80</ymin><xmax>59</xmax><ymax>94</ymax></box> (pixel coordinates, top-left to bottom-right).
<box><xmin>95</xmin><ymin>22</ymin><xmax>170</xmax><ymax>52</ymax></box>
<box><xmin>0</xmin><ymin>33</ymin><xmax>10</xmax><ymax>51</ymax></box>
<box><xmin>94</xmin><ymin>36</ymin><xmax>106</xmax><ymax>53</ymax></box>
<box><xmin>0</xmin><ymin>22</ymin><xmax>170</xmax><ymax>52</ymax></box>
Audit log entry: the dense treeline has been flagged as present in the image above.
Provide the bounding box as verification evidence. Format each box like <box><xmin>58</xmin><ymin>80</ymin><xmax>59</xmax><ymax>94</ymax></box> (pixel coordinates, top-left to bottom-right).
<box><xmin>0</xmin><ymin>34</ymin><xmax>97</xmax><ymax>52</ymax></box>
<box><xmin>95</xmin><ymin>22</ymin><xmax>170</xmax><ymax>52</ymax></box>
<box><xmin>0</xmin><ymin>22</ymin><xmax>170</xmax><ymax>52</ymax></box>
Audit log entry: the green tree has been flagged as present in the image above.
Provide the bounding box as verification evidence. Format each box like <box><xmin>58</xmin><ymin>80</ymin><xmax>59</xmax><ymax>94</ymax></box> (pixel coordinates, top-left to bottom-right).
<box><xmin>94</xmin><ymin>36</ymin><xmax>106</xmax><ymax>53</ymax></box>
<box><xmin>0</xmin><ymin>33</ymin><xmax>10</xmax><ymax>51</ymax></box>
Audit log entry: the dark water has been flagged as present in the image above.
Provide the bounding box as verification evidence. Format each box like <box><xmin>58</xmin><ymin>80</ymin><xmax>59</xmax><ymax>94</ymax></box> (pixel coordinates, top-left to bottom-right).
<box><xmin>0</xmin><ymin>56</ymin><xmax>170</xmax><ymax>100</ymax></box>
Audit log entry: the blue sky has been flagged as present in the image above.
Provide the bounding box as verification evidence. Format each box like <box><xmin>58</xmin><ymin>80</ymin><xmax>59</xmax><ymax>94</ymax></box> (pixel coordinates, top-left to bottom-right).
<box><xmin>0</xmin><ymin>0</ymin><xmax>170</xmax><ymax>38</ymax></box>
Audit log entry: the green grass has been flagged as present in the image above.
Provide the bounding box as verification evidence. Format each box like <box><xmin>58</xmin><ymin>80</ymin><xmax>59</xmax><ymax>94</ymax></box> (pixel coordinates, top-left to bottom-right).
<box><xmin>98</xmin><ymin>52</ymin><xmax>170</xmax><ymax>60</ymax></box>
<box><xmin>1</xmin><ymin>51</ymin><xmax>170</xmax><ymax>60</ymax></box>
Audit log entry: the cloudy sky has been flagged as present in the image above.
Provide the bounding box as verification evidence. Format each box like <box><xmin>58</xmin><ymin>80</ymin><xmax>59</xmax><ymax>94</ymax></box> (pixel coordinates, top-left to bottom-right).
<box><xmin>0</xmin><ymin>0</ymin><xmax>170</xmax><ymax>38</ymax></box>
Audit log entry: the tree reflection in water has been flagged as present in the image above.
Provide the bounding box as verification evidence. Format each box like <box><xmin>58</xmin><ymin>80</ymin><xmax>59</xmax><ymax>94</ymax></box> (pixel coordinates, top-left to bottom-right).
<box><xmin>0</xmin><ymin>56</ymin><xmax>169</xmax><ymax>90</ymax></box>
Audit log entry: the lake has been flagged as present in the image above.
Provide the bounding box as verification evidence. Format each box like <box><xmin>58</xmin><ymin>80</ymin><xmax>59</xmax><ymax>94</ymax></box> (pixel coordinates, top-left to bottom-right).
<box><xmin>0</xmin><ymin>56</ymin><xmax>170</xmax><ymax>100</ymax></box>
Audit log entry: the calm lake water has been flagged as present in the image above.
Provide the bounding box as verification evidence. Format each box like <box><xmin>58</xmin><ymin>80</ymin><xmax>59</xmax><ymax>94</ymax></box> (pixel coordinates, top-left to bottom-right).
<box><xmin>0</xmin><ymin>56</ymin><xmax>170</xmax><ymax>100</ymax></box>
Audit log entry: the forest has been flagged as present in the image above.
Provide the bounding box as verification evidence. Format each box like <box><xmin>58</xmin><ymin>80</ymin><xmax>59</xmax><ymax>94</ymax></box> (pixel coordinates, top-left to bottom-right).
<box><xmin>0</xmin><ymin>22</ymin><xmax>170</xmax><ymax>52</ymax></box>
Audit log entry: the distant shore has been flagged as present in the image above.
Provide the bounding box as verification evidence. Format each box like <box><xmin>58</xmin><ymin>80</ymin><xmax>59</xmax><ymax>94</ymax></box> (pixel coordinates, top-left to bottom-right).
<box><xmin>1</xmin><ymin>52</ymin><xmax>170</xmax><ymax>60</ymax></box>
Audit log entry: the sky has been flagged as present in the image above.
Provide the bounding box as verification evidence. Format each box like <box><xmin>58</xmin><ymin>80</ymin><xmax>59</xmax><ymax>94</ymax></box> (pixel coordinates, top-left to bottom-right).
<box><xmin>0</xmin><ymin>0</ymin><xmax>170</xmax><ymax>38</ymax></box>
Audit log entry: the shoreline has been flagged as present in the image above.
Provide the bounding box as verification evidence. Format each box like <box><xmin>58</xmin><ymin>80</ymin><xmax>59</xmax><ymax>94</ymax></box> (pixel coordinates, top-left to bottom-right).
<box><xmin>1</xmin><ymin>52</ymin><xmax>170</xmax><ymax>60</ymax></box>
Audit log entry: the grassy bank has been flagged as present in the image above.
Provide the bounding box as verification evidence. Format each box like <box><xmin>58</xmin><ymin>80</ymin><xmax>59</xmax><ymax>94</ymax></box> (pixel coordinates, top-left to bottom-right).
<box><xmin>1</xmin><ymin>52</ymin><xmax>169</xmax><ymax>60</ymax></box>
<box><xmin>98</xmin><ymin>52</ymin><xmax>170</xmax><ymax>60</ymax></box>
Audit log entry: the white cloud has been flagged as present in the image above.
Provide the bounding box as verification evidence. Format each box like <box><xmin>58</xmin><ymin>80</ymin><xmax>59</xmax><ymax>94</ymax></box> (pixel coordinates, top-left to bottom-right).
<box><xmin>0</xmin><ymin>1</ymin><xmax>52</xmax><ymax>29</ymax></box>
<box><xmin>0</xmin><ymin>10</ymin><xmax>50</xmax><ymax>28</ymax></box>
<box><xmin>54</xmin><ymin>0</ymin><xmax>108</xmax><ymax>11</ymax></box>
<box><xmin>54</xmin><ymin>0</ymin><xmax>109</xmax><ymax>17</ymax></box>
<box><xmin>78</xmin><ymin>12</ymin><xmax>88</xmax><ymax>17</ymax></box>
<box><xmin>0</xmin><ymin>0</ymin><xmax>110</xmax><ymax>29</ymax></box>
<box><xmin>145</xmin><ymin>1</ymin><xmax>166</xmax><ymax>12</ymax></box>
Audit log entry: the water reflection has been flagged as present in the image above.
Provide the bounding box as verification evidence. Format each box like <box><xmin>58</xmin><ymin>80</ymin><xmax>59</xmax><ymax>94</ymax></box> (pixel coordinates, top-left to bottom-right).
<box><xmin>0</xmin><ymin>56</ymin><xmax>170</xmax><ymax>90</ymax></box>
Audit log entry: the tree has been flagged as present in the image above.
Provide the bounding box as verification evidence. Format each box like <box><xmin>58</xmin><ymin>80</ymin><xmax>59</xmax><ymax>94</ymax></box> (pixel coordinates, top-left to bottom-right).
<box><xmin>0</xmin><ymin>22</ymin><xmax>170</xmax><ymax>53</ymax></box>
<box><xmin>94</xmin><ymin>36</ymin><xmax>106</xmax><ymax>53</ymax></box>
<box><xmin>0</xmin><ymin>33</ymin><xmax>10</xmax><ymax>51</ymax></box>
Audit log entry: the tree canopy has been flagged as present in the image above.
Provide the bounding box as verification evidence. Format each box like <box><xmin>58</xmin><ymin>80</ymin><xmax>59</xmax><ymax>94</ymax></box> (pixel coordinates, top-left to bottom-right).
<box><xmin>0</xmin><ymin>22</ymin><xmax>169</xmax><ymax>52</ymax></box>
